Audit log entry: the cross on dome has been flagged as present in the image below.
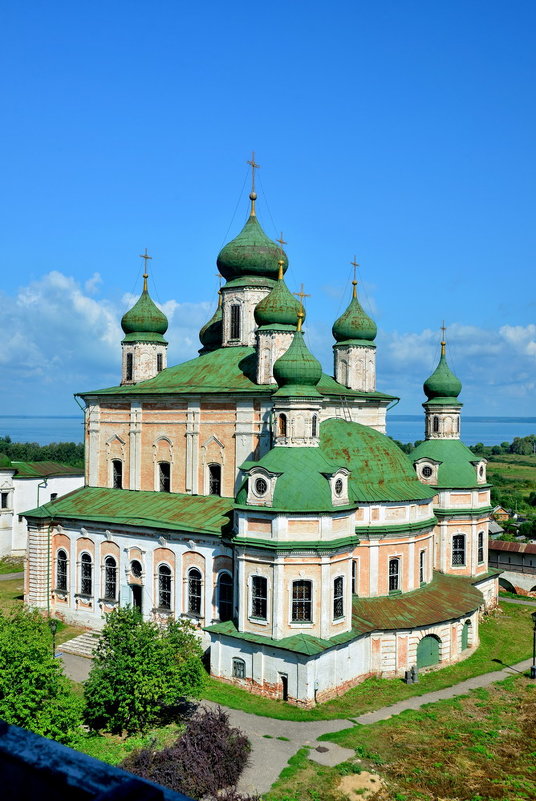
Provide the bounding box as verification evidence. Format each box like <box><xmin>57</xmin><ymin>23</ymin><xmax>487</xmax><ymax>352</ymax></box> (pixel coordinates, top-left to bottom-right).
<box><xmin>247</xmin><ymin>151</ymin><xmax>260</xmax><ymax>216</ymax></box>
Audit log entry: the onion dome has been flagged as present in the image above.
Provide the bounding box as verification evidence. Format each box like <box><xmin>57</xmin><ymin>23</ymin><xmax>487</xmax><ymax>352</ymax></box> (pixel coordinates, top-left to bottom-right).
<box><xmin>199</xmin><ymin>292</ymin><xmax>223</xmax><ymax>352</ymax></box>
<box><xmin>217</xmin><ymin>194</ymin><xmax>288</xmax><ymax>282</ymax></box>
<box><xmin>254</xmin><ymin>261</ymin><xmax>303</xmax><ymax>327</ymax></box>
<box><xmin>121</xmin><ymin>274</ymin><xmax>168</xmax><ymax>342</ymax></box>
<box><xmin>332</xmin><ymin>280</ymin><xmax>377</xmax><ymax>343</ymax></box>
<box><xmin>423</xmin><ymin>341</ymin><xmax>462</xmax><ymax>401</ymax></box>
<box><xmin>273</xmin><ymin>314</ymin><xmax>322</xmax><ymax>396</ymax></box>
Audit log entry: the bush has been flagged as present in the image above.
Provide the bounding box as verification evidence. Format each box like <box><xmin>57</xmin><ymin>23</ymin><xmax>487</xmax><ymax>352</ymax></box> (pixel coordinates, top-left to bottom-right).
<box><xmin>0</xmin><ymin>608</ymin><xmax>82</xmax><ymax>744</ymax></box>
<box><xmin>84</xmin><ymin>608</ymin><xmax>205</xmax><ymax>734</ymax></box>
<box><xmin>123</xmin><ymin>706</ymin><xmax>251</xmax><ymax>799</ymax></box>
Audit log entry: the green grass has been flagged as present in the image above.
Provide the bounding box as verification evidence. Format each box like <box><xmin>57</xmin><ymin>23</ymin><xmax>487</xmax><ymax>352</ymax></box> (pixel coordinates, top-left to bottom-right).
<box><xmin>500</xmin><ymin>589</ymin><xmax>536</xmax><ymax>602</ymax></box>
<box><xmin>0</xmin><ymin>557</ymin><xmax>24</xmax><ymax>575</ymax></box>
<box><xmin>76</xmin><ymin>722</ymin><xmax>185</xmax><ymax>766</ymax></box>
<box><xmin>0</xmin><ymin>577</ymin><xmax>85</xmax><ymax>644</ymax></box>
<box><xmin>203</xmin><ymin>602</ymin><xmax>534</xmax><ymax>721</ymax></box>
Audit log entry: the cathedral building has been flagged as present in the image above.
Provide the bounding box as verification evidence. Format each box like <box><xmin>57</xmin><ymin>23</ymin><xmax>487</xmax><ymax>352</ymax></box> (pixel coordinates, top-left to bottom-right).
<box><xmin>24</xmin><ymin>184</ymin><xmax>498</xmax><ymax>706</ymax></box>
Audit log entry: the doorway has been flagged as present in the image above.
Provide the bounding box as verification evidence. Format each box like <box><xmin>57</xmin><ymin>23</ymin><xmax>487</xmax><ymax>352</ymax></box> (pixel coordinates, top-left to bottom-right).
<box><xmin>280</xmin><ymin>673</ymin><xmax>288</xmax><ymax>701</ymax></box>
<box><xmin>131</xmin><ymin>584</ymin><xmax>142</xmax><ymax>614</ymax></box>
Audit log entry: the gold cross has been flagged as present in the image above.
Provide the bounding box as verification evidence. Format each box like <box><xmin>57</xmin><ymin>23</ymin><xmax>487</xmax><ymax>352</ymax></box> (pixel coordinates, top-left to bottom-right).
<box><xmin>350</xmin><ymin>255</ymin><xmax>359</xmax><ymax>283</ymax></box>
<box><xmin>441</xmin><ymin>320</ymin><xmax>447</xmax><ymax>341</ymax></box>
<box><xmin>276</xmin><ymin>232</ymin><xmax>287</xmax><ymax>248</ymax></box>
<box><xmin>247</xmin><ymin>151</ymin><xmax>260</xmax><ymax>193</ymax></box>
<box><xmin>294</xmin><ymin>284</ymin><xmax>311</xmax><ymax>304</ymax></box>
<box><xmin>139</xmin><ymin>248</ymin><xmax>152</xmax><ymax>274</ymax></box>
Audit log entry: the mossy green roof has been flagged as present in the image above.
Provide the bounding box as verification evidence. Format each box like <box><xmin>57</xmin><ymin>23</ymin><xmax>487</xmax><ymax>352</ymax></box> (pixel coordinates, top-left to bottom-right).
<box><xmin>206</xmin><ymin>571</ymin><xmax>485</xmax><ymax>654</ymax></box>
<box><xmin>412</xmin><ymin>438</ymin><xmax>483</xmax><ymax>488</ymax></box>
<box><xmin>273</xmin><ymin>331</ymin><xmax>323</xmax><ymax>397</ymax></box>
<box><xmin>23</xmin><ymin>486</ymin><xmax>233</xmax><ymax>536</ymax></box>
<box><xmin>237</xmin><ymin>418</ymin><xmax>434</xmax><ymax>511</ymax></box>
<box><xmin>423</xmin><ymin>348</ymin><xmax>462</xmax><ymax>402</ymax></box>
<box><xmin>199</xmin><ymin>297</ymin><xmax>223</xmax><ymax>352</ymax></box>
<box><xmin>254</xmin><ymin>277</ymin><xmax>303</xmax><ymax>327</ymax></box>
<box><xmin>332</xmin><ymin>290</ymin><xmax>377</xmax><ymax>343</ymax></box>
<box><xmin>217</xmin><ymin>214</ymin><xmax>288</xmax><ymax>282</ymax></box>
<box><xmin>121</xmin><ymin>285</ymin><xmax>168</xmax><ymax>342</ymax></box>
<box><xmin>79</xmin><ymin>346</ymin><xmax>396</xmax><ymax>401</ymax></box>
<box><xmin>9</xmin><ymin>461</ymin><xmax>83</xmax><ymax>478</ymax></box>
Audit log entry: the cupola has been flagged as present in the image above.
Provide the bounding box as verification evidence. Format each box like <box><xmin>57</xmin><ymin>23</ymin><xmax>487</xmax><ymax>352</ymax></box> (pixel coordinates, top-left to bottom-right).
<box><xmin>254</xmin><ymin>261</ymin><xmax>303</xmax><ymax>327</ymax></box>
<box><xmin>121</xmin><ymin>274</ymin><xmax>168</xmax><ymax>342</ymax></box>
<box><xmin>199</xmin><ymin>292</ymin><xmax>223</xmax><ymax>353</ymax></box>
<box><xmin>332</xmin><ymin>265</ymin><xmax>377</xmax><ymax>392</ymax></box>
<box><xmin>423</xmin><ymin>341</ymin><xmax>462</xmax><ymax>402</ymax></box>
<box><xmin>422</xmin><ymin>332</ymin><xmax>463</xmax><ymax>440</ymax></box>
<box><xmin>332</xmin><ymin>281</ymin><xmax>377</xmax><ymax>344</ymax></box>
<box><xmin>273</xmin><ymin>314</ymin><xmax>322</xmax><ymax>397</ymax></box>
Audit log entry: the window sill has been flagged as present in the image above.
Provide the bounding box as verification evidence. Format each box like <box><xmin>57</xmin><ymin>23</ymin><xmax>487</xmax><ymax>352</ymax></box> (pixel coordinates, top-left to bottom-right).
<box><xmin>74</xmin><ymin>593</ymin><xmax>93</xmax><ymax>600</ymax></box>
<box><xmin>53</xmin><ymin>588</ymin><xmax>69</xmax><ymax>597</ymax></box>
<box><xmin>333</xmin><ymin>616</ymin><xmax>345</xmax><ymax>623</ymax></box>
<box><xmin>248</xmin><ymin>616</ymin><xmax>268</xmax><ymax>625</ymax></box>
<box><xmin>289</xmin><ymin>621</ymin><xmax>313</xmax><ymax>628</ymax></box>
<box><xmin>99</xmin><ymin>597</ymin><xmax>118</xmax><ymax>604</ymax></box>
<box><xmin>388</xmin><ymin>589</ymin><xmax>402</xmax><ymax>596</ymax></box>
<box><xmin>450</xmin><ymin>564</ymin><xmax>466</xmax><ymax>569</ymax></box>
<box><xmin>153</xmin><ymin>607</ymin><xmax>173</xmax><ymax>614</ymax></box>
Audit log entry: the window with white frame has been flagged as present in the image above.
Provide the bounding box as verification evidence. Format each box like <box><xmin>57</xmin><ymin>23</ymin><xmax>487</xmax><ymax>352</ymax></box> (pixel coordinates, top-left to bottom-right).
<box><xmin>158</xmin><ymin>564</ymin><xmax>172</xmax><ymax>610</ymax></box>
<box><xmin>217</xmin><ymin>572</ymin><xmax>233</xmax><ymax>621</ymax></box>
<box><xmin>104</xmin><ymin>555</ymin><xmax>117</xmax><ymax>600</ymax></box>
<box><xmin>419</xmin><ymin>550</ymin><xmax>425</xmax><ymax>584</ymax></box>
<box><xmin>232</xmin><ymin>658</ymin><xmax>246</xmax><ymax>679</ymax></box>
<box><xmin>157</xmin><ymin>353</ymin><xmax>163</xmax><ymax>372</ymax></box>
<box><xmin>388</xmin><ymin>558</ymin><xmax>400</xmax><ymax>592</ymax></box>
<box><xmin>56</xmin><ymin>549</ymin><xmax>68</xmax><ymax>591</ymax></box>
<box><xmin>351</xmin><ymin>560</ymin><xmax>358</xmax><ymax>594</ymax></box>
<box><xmin>230</xmin><ymin>304</ymin><xmax>241</xmax><ymax>340</ymax></box>
<box><xmin>477</xmin><ymin>531</ymin><xmax>484</xmax><ymax>564</ymax></box>
<box><xmin>333</xmin><ymin>576</ymin><xmax>344</xmax><ymax>619</ymax></box>
<box><xmin>159</xmin><ymin>461</ymin><xmax>171</xmax><ymax>492</ymax></box>
<box><xmin>0</xmin><ymin>492</ymin><xmax>8</xmax><ymax>509</ymax></box>
<box><xmin>126</xmin><ymin>352</ymin><xmax>133</xmax><ymax>381</ymax></box>
<box><xmin>291</xmin><ymin>580</ymin><xmax>312</xmax><ymax>622</ymax></box>
<box><xmin>208</xmin><ymin>463</ymin><xmax>221</xmax><ymax>496</ymax></box>
<box><xmin>188</xmin><ymin>567</ymin><xmax>202</xmax><ymax>615</ymax></box>
<box><xmin>80</xmin><ymin>553</ymin><xmax>93</xmax><ymax>596</ymax></box>
<box><xmin>112</xmin><ymin>459</ymin><xmax>123</xmax><ymax>489</ymax></box>
<box><xmin>452</xmin><ymin>534</ymin><xmax>465</xmax><ymax>566</ymax></box>
<box><xmin>251</xmin><ymin>575</ymin><xmax>267</xmax><ymax>620</ymax></box>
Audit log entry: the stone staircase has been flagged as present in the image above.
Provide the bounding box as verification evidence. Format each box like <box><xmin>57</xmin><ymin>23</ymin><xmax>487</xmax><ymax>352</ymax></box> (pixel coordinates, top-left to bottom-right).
<box><xmin>58</xmin><ymin>631</ymin><xmax>101</xmax><ymax>659</ymax></box>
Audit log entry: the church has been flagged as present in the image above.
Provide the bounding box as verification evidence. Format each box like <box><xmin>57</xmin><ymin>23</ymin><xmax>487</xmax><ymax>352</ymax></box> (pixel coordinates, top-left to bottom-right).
<box><xmin>24</xmin><ymin>176</ymin><xmax>498</xmax><ymax>706</ymax></box>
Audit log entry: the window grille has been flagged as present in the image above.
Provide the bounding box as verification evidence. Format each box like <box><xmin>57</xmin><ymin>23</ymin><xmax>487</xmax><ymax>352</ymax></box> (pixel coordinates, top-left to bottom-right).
<box><xmin>452</xmin><ymin>535</ymin><xmax>465</xmax><ymax>566</ymax></box>
<box><xmin>130</xmin><ymin>559</ymin><xmax>142</xmax><ymax>578</ymax></box>
<box><xmin>112</xmin><ymin>460</ymin><xmax>122</xmax><ymax>489</ymax></box>
<box><xmin>351</xmin><ymin>560</ymin><xmax>358</xmax><ymax>594</ymax></box>
<box><xmin>1</xmin><ymin>492</ymin><xmax>8</xmax><ymax>509</ymax></box>
<box><xmin>388</xmin><ymin>558</ymin><xmax>399</xmax><ymax>592</ymax></box>
<box><xmin>291</xmin><ymin>580</ymin><xmax>312</xmax><ymax>622</ymax></box>
<box><xmin>251</xmin><ymin>575</ymin><xmax>267</xmax><ymax>620</ymax></box>
<box><xmin>159</xmin><ymin>462</ymin><xmax>171</xmax><ymax>492</ymax></box>
<box><xmin>208</xmin><ymin>464</ymin><xmax>221</xmax><ymax>496</ymax></box>
<box><xmin>433</xmin><ymin>416</ymin><xmax>439</xmax><ymax>433</ymax></box>
<box><xmin>218</xmin><ymin>572</ymin><xmax>233</xmax><ymax>622</ymax></box>
<box><xmin>80</xmin><ymin>553</ymin><xmax>92</xmax><ymax>596</ymax></box>
<box><xmin>419</xmin><ymin>550</ymin><xmax>425</xmax><ymax>584</ymax></box>
<box><xmin>104</xmin><ymin>556</ymin><xmax>117</xmax><ymax>600</ymax></box>
<box><xmin>232</xmin><ymin>658</ymin><xmax>245</xmax><ymax>679</ymax></box>
<box><xmin>157</xmin><ymin>353</ymin><xmax>163</xmax><ymax>372</ymax></box>
<box><xmin>333</xmin><ymin>576</ymin><xmax>344</xmax><ymax>619</ymax></box>
<box><xmin>188</xmin><ymin>568</ymin><xmax>202</xmax><ymax>615</ymax></box>
<box><xmin>158</xmin><ymin>564</ymin><xmax>172</xmax><ymax>610</ymax></box>
<box><xmin>311</xmin><ymin>415</ymin><xmax>318</xmax><ymax>437</ymax></box>
<box><xmin>126</xmin><ymin>352</ymin><xmax>133</xmax><ymax>381</ymax></box>
<box><xmin>477</xmin><ymin>532</ymin><xmax>484</xmax><ymax>564</ymax></box>
<box><xmin>230</xmin><ymin>305</ymin><xmax>241</xmax><ymax>340</ymax></box>
<box><xmin>56</xmin><ymin>550</ymin><xmax>68</xmax><ymax>591</ymax></box>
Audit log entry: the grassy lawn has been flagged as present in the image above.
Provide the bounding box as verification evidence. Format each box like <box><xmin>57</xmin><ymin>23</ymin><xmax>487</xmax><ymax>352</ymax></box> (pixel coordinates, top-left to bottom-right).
<box><xmin>76</xmin><ymin>721</ymin><xmax>185</xmax><ymax>766</ymax></box>
<box><xmin>203</xmin><ymin>602</ymin><xmax>534</xmax><ymax>721</ymax></box>
<box><xmin>267</xmin><ymin>675</ymin><xmax>536</xmax><ymax>801</ymax></box>
<box><xmin>0</xmin><ymin>576</ymin><xmax>84</xmax><ymax>645</ymax></box>
<box><xmin>0</xmin><ymin>557</ymin><xmax>24</xmax><ymax>575</ymax></box>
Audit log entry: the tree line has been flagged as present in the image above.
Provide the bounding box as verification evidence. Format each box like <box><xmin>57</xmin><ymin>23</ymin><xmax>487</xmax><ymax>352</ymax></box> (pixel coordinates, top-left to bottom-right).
<box><xmin>0</xmin><ymin>435</ymin><xmax>84</xmax><ymax>468</ymax></box>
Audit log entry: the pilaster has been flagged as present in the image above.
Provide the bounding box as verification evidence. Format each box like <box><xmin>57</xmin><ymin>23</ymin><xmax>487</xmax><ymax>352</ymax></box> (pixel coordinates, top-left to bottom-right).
<box><xmin>129</xmin><ymin>401</ymin><xmax>142</xmax><ymax>491</ymax></box>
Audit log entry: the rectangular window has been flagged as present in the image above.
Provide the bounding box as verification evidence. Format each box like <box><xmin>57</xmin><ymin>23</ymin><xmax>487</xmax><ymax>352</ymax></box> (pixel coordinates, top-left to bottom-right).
<box><xmin>208</xmin><ymin>464</ymin><xmax>221</xmax><ymax>496</ymax></box>
<box><xmin>251</xmin><ymin>575</ymin><xmax>267</xmax><ymax>620</ymax></box>
<box><xmin>112</xmin><ymin>460</ymin><xmax>123</xmax><ymax>489</ymax></box>
<box><xmin>388</xmin><ymin>559</ymin><xmax>400</xmax><ymax>592</ymax></box>
<box><xmin>159</xmin><ymin>566</ymin><xmax>172</xmax><ymax>610</ymax></box>
<box><xmin>157</xmin><ymin>353</ymin><xmax>163</xmax><ymax>372</ymax></box>
<box><xmin>230</xmin><ymin>304</ymin><xmax>241</xmax><ymax>340</ymax></box>
<box><xmin>291</xmin><ymin>580</ymin><xmax>312</xmax><ymax>623</ymax></box>
<box><xmin>188</xmin><ymin>569</ymin><xmax>202</xmax><ymax>615</ymax></box>
<box><xmin>104</xmin><ymin>558</ymin><xmax>117</xmax><ymax>601</ymax></box>
<box><xmin>126</xmin><ymin>352</ymin><xmax>133</xmax><ymax>381</ymax></box>
<box><xmin>477</xmin><ymin>532</ymin><xmax>484</xmax><ymax>564</ymax></box>
<box><xmin>80</xmin><ymin>555</ymin><xmax>92</xmax><ymax>596</ymax></box>
<box><xmin>159</xmin><ymin>462</ymin><xmax>171</xmax><ymax>492</ymax></box>
<box><xmin>56</xmin><ymin>551</ymin><xmax>68</xmax><ymax>592</ymax></box>
<box><xmin>50</xmin><ymin>492</ymin><xmax>58</xmax><ymax>502</ymax></box>
<box><xmin>452</xmin><ymin>535</ymin><xmax>465</xmax><ymax>566</ymax></box>
<box><xmin>351</xmin><ymin>560</ymin><xmax>358</xmax><ymax>595</ymax></box>
<box><xmin>232</xmin><ymin>658</ymin><xmax>245</xmax><ymax>679</ymax></box>
<box><xmin>419</xmin><ymin>551</ymin><xmax>425</xmax><ymax>584</ymax></box>
<box><xmin>333</xmin><ymin>576</ymin><xmax>344</xmax><ymax>619</ymax></box>
<box><xmin>1</xmin><ymin>492</ymin><xmax>8</xmax><ymax>509</ymax></box>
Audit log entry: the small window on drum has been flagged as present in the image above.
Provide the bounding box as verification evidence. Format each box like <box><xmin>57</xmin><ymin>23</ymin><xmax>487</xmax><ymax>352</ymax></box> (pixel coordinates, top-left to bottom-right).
<box><xmin>130</xmin><ymin>559</ymin><xmax>142</xmax><ymax>578</ymax></box>
<box><xmin>254</xmin><ymin>477</ymin><xmax>268</xmax><ymax>497</ymax></box>
<box><xmin>479</xmin><ymin>465</ymin><xmax>485</xmax><ymax>478</ymax></box>
<box><xmin>433</xmin><ymin>416</ymin><xmax>439</xmax><ymax>433</ymax></box>
<box><xmin>334</xmin><ymin>478</ymin><xmax>344</xmax><ymax>496</ymax></box>
<box><xmin>421</xmin><ymin>465</ymin><xmax>433</xmax><ymax>478</ymax></box>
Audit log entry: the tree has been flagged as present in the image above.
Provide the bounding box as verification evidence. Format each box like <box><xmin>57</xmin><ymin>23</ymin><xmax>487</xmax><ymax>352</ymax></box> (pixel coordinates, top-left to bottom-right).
<box><xmin>84</xmin><ymin>608</ymin><xmax>205</xmax><ymax>734</ymax></box>
<box><xmin>123</xmin><ymin>706</ymin><xmax>252</xmax><ymax>800</ymax></box>
<box><xmin>0</xmin><ymin>608</ymin><xmax>82</xmax><ymax>744</ymax></box>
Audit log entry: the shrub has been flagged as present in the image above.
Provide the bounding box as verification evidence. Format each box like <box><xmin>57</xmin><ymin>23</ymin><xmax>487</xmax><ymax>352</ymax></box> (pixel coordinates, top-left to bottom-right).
<box><xmin>123</xmin><ymin>706</ymin><xmax>251</xmax><ymax>799</ymax></box>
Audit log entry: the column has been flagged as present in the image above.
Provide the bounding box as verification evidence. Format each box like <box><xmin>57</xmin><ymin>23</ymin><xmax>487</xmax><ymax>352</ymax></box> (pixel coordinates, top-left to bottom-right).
<box><xmin>129</xmin><ymin>401</ymin><xmax>142</xmax><ymax>491</ymax></box>
<box><xmin>235</xmin><ymin>400</ymin><xmax>254</xmax><ymax>493</ymax></box>
<box><xmin>185</xmin><ymin>398</ymin><xmax>200</xmax><ymax>494</ymax></box>
<box><xmin>87</xmin><ymin>403</ymin><xmax>100</xmax><ymax>487</ymax></box>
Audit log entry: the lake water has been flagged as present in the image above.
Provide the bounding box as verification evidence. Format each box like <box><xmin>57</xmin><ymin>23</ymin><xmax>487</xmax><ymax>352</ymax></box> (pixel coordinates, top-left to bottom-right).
<box><xmin>1</xmin><ymin>414</ymin><xmax>535</xmax><ymax>447</ymax></box>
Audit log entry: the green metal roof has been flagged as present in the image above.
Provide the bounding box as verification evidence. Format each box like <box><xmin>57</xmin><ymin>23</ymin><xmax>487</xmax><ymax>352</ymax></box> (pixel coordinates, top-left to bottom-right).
<box><xmin>22</xmin><ymin>486</ymin><xmax>233</xmax><ymax>536</ymax></box>
<box><xmin>273</xmin><ymin>330</ymin><xmax>322</xmax><ymax>398</ymax></box>
<box><xmin>423</xmin><ymin>344</ymin><xmax>462</xmax><ymax>402</ymax></box>
<box><xmin>79</xmin><ymin>346</ymin><xmax>396</xmax><ymax>401</ymax></box>
<box><xmin>199</xmin><ymin>295</ymin><xmax>223</xmax><ymax>353</ymax></box>
<box><xmin>121</xmin><ymin>282</ymin><xmax>168</xmax><ymax>340</ymax></box>
<box><xmin>411</xmin><ymin>438</ymin><xmax>482</xmax><ymax>488</ymax></box>
<box><xmin>332</xmin><ymin>287</ymin><xmax>377</xmax><ymax>344</ymax></box>
<box><xmin>217</xmin><ymin>213</ymin><xmax>288</xmax><ymax>282</ymax></box>
<box><xmin>9</xmin><ymin>461</ymin><xmax>83</xmax><ymax>479</ymax></box>
<box><xmin>254</xmin><ymin>275</ymin><xmax>303</xmax><ymax>328</ymax></box>
<box><xmin>206</xmin><ymin>571</ymin><xmax>485</xmax><ymax>655</ymax></box>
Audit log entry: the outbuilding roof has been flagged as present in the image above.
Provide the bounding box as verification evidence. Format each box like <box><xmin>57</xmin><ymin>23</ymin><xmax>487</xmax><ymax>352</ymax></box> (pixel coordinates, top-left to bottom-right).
<box><xmin>7</xmin><ymin>461</ymin><xmax>83</xmax><ymax>479</ymax></box>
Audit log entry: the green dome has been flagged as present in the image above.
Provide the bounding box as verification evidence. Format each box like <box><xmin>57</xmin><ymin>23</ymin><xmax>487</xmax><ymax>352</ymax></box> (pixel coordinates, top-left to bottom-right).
<box><xmin>217</xmin><ymin>212</ymin><xmax>288</xmax><ymax>282</ymax></box>
<box><xmin>423</xmin><ymin>345</ymin><xmax>462</xmax><ymax>401</ymax></box>
<box><xmin>332</xmin><ymin>285</ymin><xmax>377</xmax><ymax>343</ymax></box>
<box><xmin>273</xmin><ymin>329</ymin><xmax>322</xmax><ymax>396</ymax></box>
<box><xmin>199</xmin><ymin>295</ymin><xmax>223</xmax><ymax>352</ymax></box>
<box><xmin>121</xmin><ymin>279</ymin><xmax>168</xmax><ymax>341</ymax></box>
<box><xmin>254</xmin><ymin>273</ymin><xmax>303</xmax><ymax>328</ymax></box>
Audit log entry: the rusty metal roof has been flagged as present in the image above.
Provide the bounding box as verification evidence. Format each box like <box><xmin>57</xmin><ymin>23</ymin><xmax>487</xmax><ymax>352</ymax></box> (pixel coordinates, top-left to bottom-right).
<box><xmin>489</xmin><ymin>539</ymin><xmax>536</xmax><ymax>555</ymax></box>
<box><xmin>11</xmin><ymin>461</ymin><xmax>83</xmax><ymax>479</ymax></box>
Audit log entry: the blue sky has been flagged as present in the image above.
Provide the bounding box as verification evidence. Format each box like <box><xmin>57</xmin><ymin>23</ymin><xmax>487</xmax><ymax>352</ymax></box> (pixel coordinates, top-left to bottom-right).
<box><xmin>1</xmin><ymin>1</ymin><xmax>535</xmax><ymax>418</ymax></box>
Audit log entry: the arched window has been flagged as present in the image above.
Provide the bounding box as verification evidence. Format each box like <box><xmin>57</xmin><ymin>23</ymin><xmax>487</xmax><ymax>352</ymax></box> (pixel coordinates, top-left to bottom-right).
<box><xmin>291</xmin><ymin>580</ymin><xmax>312</xmax><ymax>622</ymax></box>
<box><xmin>80</xmin><ymin>553</ymin><xmax>92</xmax><ymax>596</ymax></box>
<box><xmin>157</xmin><ymin>353</ymin><xmax>163</xmax><ymax>372</ymax></box>
<box><xmin>217</xmin><ymin>572</ymin><xmax>233</xmax><ymax>622</ymax></box>
<box><xmin>311</xmin><ymin>414</ymin><xmax>318</xmax><ymax>437</ymax></box>
<box><xmin>452</xmin><ymin>534</ymin><xmax>465</xmax><ymax>566</ymax></box>
<box><xmin>104</xmin><ymin>555</ymin><xmax>117</xmax><ymax>600</ymax></box>
<box><xmin>112</xmin><ymin>459</ymin><xmax>123</xmax><ymax>489</ymax></box>
<box><xmin>158</xmin><ymin>564</ymin><xmax>172</xmax><ymax>610</ymax></box>
<box><xmin>232</xmin><ymin>658</ymin><xmax>246</xmax><ymax>679</ymax></box>
<box><xmin>388</xmin><ymin>558</ymin><xmax>400</xmax><ymax>592</ymax></box>
<box><xmin>351</xmin><ymin>560</ymin><xmax>358</xmax><ymax>595</ymax></box>
<box><xmin>230</xmin><ymin>304</ymin><xmax>241</xmax><ymax>340</ymax></box>
<box><xmin>477</xmin><ymin>531</ymin><xmax>484</xmax><ymax>564</ymax></box>
<box><xmin>159</xmin><ymin>461</ymin><xmax>171</xmax><ymax>492</ymax></box>
<box><xmin>208</xmin><ymin>463</ymin><xmax>221</xmax><ymax>496</ymax></box>
<box><xmin>126</xmin><ymin>352</ymin><xmax>133</xmax><ymax>381</ymax></box>
<box><xmin>419</xmin><ymin>550</ymin><xmax>426</xmax><ymax>584</ymax></box>
<box><xmin>188</xmin><ymin>568</ymin><xmax>202</xmax><ymax>615</ymax></box>
<box><xmin>56</xmin><ymin>549</ymin><xmax>68</xmax><ymax>591</ymax></box>
<box><xmin>130</xmin><ymin>559</ymin><xmax>142</xmax><ymax>578</ymax></box>
<box><xmin>278</xmin><ymin>413</ymin><xmax>287</xmax><ymax>437</ymax></box>
<box><xmin>251</xmin><ymin>575</ymin><xmax>267</xmax><ymax>620</ymax></box>
<box><xmin>461</xmin><ymin>620</ymin><xmax>471</xmax><ymax>650</ymax></box>
<box><xmin>433</xmin><ymin>416</ymin><xmax>439</xmax><ymax>433</ymax></box>
<box><xmin>333</xmin><ymin>576</ymin><xmax>344</xmax><ymax>619</ymax></box>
